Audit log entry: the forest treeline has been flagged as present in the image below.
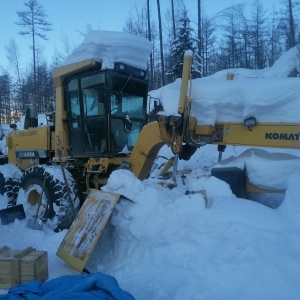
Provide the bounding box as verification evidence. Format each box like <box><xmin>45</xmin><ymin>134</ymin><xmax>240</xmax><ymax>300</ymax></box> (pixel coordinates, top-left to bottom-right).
<box><xmin>0</xmin><ymin>0</ymin><xmax>299</xmax><ymax>124</ymax></box>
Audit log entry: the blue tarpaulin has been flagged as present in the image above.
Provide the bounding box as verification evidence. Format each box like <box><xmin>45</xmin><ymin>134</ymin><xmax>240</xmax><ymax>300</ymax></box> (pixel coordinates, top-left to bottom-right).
<box><xmin>0</xmin><ymin>272</ymin><xmax>135</xmax><ymax>300</ymax></box>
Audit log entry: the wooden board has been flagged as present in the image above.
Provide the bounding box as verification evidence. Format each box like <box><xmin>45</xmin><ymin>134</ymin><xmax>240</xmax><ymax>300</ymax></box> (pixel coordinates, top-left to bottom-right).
<box><xmin>56</xmin><ymin>189</ymin><xmax>121</xmax><ymax>272</ymax></box>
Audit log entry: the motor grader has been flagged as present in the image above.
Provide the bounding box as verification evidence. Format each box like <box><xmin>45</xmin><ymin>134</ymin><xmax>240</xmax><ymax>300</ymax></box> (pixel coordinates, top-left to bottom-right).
<box><xmin>0</xmin><ymin>49</ymin><xmax>201</xmax><ymax>231</ymax></box>
<box><xmin>1</xmin><ymin>38</ymin><xmax>300</xmax><ymax>234</ymax></box>
<box><xmin>0</xmin><ymin>53</ymin><xmax>157</xmax><ymax>230</ymax></box>
<box><xmin>0</xmin><ymin>40</ymin><xmax>188</xmax><ymax>228</ymax></box>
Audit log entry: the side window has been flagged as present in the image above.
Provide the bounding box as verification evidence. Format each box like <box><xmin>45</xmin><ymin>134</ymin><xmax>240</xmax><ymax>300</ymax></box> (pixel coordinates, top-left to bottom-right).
<box><xmin>82</xmin><ymin>74</ymin><xmax>105</xmax><ymax>116</ymax></box>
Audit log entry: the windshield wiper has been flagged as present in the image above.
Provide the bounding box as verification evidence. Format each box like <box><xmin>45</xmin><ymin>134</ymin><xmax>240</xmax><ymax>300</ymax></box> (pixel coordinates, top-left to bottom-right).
<box><xmin>120</xmin><ymin>74</ymin><xmax>132</xmax><ymax>94</ymax></box>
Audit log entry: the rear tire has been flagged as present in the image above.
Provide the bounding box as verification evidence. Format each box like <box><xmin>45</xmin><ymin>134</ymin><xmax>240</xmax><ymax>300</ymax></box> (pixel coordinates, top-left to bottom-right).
<box><xmin>0</xmin><ymin>164</ymin><xmax>22</xmax><ymax>206</ymax></box>
<box><xmin>18</xmin><ymin>165</ymin><xmax>80</xmax><ymax>231</ymax></box>
<box><xmin>0</xmin><ymin>155</ymin><xmax>8</xmax><ymax>165</ymax></box>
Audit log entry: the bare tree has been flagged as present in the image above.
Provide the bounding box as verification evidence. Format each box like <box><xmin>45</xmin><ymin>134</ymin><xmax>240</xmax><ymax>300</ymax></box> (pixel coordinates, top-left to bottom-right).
<box><xmin>5</xmin><ymin>39</ymin><xmax>24</xmax><ymax>115</ymax></box>
<box><xmin>123</xmin><ymin>3</ymin><xmax>147</xmax><ymax>36</ymax></box>
<box><xmin>147</xmin><ymin>0</ymin><xmax>154</xmax><ymax>89</ymax></box>
<box><xmin>0</xmin><ymin>72</ymin><xmax>12</xmax><ymax>123</ymax></box>
<box><xmin>197</xmin><ymin>0</ymin><xmax>203</xmax><ymax>77</ymax></box>
<box><xmin>287</xmin><ymin>0</ymin><xmax>296</xmax><ymax>48</ymax></box>
<box><xmin>277</xmin><ymin>0</ymin><xmax>299</xmax><ymax>50</ymax></box>
<box><xmin>5</xmin><ymin>39</ymin><xmax>22</xmax><ymax>86</ymax></box>
<box><xmin>202</xmin><ymin>15</ymin><xmax>217</xmax><ymax>75</ymax></box>
<box><xmin>157</xmin><ymin>0</ymin><xmax>166</xmax><ymax>86</ymax></box>
<box><xmin>56</xmin><ymin>31</ymin><xmax>78</xmax><ymax>63</ymax></box>
<box><xmin>123</xmin><ymin>2</ymin><xmax>161</xmax><ymax>88</ymax></box>
<box><xmin>268</xmin><ymin>6</ymin><xmax>284</xmax><ymax>66</ymax></box>
<box><xmin>171</xmin><ymin>0</ymin><xmax>176</xmax><ymax>39</ymax></box>
<box><xmin>237</xmin><ymin>6</ymin><xmax>251</xmax><ymax>68</ymax></box>
<box><xmin>218</xmin><ymin>4</ymin><xmax>249</xmax><ymax>69</ymax></box>
<box><xmin>16</xmin><ymin>0</ymin><xmax>52</xmax><ymax>98</ymax></box>
<box><xmin>249</xmin><ymin>0</ymin><xmax>268</xmax><ymax>69</ymax></box>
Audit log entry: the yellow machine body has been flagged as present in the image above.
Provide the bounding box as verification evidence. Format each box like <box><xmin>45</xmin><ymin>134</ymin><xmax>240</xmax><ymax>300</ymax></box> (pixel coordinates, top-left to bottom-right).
<box><xmin>4</xmin><ymin>49</ymin><xmax>300</xmax><ymax>271</ymax></box>
<box><xmin>195</xmin><ymin>123</ymin><xmax>300</xmax><ymax>149</ymax></box>
<box><xmin>6</xmin><ymin>127</ymin><xmax>53</xmax><ymax>171</ymax></box>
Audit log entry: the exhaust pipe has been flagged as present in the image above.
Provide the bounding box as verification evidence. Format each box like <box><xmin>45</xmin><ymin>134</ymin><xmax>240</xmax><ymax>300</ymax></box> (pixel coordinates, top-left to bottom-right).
<box><xmin>24</xmin><ymin>94</ymin><xmax>38</xmax><ymax>129</ymax></box>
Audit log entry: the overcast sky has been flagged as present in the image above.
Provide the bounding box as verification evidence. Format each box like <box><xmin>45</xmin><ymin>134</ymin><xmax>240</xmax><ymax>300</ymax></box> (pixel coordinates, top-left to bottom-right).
<box><xmin>0</xmin><ymin>0</ymin><xmax>278</xmax><ymax>70</ymax></box>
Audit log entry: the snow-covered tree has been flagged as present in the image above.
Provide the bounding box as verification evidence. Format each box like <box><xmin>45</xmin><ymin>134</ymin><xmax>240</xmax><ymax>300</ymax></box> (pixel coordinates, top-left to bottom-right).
<box><xmin>167</xmin><ymin>8</ymin><xmax>202</xmax><ymax>81</ymax></box>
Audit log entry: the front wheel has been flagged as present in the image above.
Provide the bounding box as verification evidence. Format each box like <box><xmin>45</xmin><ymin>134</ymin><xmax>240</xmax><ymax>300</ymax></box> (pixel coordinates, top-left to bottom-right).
<box><xmin>17</xmin><ymin>165</ymin><xmax>80</xmax><ymax>231</ymax></box>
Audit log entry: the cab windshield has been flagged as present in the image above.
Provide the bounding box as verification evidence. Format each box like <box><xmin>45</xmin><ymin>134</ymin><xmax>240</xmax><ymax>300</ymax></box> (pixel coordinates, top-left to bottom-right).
<box><xmin>66</xmin><ymin>70</ymin><xmax>148</xmax><ymax>156</ymax></box>
<box><xmin>110</xmin><ymin>73</ymin><xmax>147</xmax><ymax>152</ymax></box>
<box><xmin>110</xmin><ymin>73</ymin><xmax>147</xmax><ymax>118</ymax></box>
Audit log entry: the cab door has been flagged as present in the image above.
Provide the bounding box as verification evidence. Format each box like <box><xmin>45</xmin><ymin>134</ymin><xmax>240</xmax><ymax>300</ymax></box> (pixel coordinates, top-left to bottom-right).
<box><xmin>67</xmin><ymin>74</ymin><xmax>107</xmax><ymax>157</ymax></box>
<box><xmin>81</xmin><ymin>74</ymin><xmax>107</xmax><ymax>155</ymax></box>
<box><xmin>68</xmin><ymin>78</ymin><xmax>84</xmax><ymax>157</ymax></box>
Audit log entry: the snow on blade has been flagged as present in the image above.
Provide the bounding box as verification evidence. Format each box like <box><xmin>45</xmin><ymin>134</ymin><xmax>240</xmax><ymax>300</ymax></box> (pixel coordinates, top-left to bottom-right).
<box><xmin>56</xmin><ymin>190</ymin><xmax>119</xmax><ymax>271</ymax></box>
<box><xmin>214</xmin><ymin>148</ymin><xmax>300</xmax><ymax>190</ymax></box>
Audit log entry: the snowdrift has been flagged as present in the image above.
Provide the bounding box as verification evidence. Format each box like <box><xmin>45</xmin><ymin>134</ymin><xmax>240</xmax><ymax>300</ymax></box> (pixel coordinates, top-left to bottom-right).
<box><xmin>149</xmin><ymin>46</ymin><xmax>300</xmax><ymax>125</ymax></box>
<box><xmin>149</xmin><ymin>77</ymin><xmax>300</xmax><ymax>125</ymax></box>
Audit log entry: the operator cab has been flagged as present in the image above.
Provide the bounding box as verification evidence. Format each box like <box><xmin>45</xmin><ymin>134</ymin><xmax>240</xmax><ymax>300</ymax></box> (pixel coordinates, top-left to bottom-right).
<box><xmin>65</xmin><ymin>62</ymin><xmax>148</xmax><ymax>158</ymax></box>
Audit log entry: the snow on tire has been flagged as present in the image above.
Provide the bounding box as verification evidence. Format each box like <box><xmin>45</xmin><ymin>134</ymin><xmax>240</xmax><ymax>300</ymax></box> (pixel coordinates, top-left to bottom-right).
<box><xmin>0</xmin><ymin>164</ymin><xmax>22</xmax><ymax>207</ymax></box>
<box><xmin>17</xmin><ymin>164</ymin><xmax>80</xmax><ymax>231</ymax></box>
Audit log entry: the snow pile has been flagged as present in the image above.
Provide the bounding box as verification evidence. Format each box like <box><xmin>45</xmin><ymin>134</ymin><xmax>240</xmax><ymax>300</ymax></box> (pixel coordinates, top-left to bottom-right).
<box><xmin>3</xmin><ymin>145</ymin><xmax>300</xmax><ymax>299</ymax></box>
<box><xmin>282</xmin><ymin>173</ymin><xmax>300</xmax><ymax>223</ymax></box>
<box><xmin>149</xmin><ymin>45</ymin><xmax>300</xmax><ymax>125</ymax></box>
<box><xmin>61</xmin><ymin>30</ymin><xmax>152</xmax><ymax>70</ymax></box>
<box><xmin>0</xmin><ymin>164</ymin><xmax>22</xmax><ymax>186</ymax></box>
<box><xmin>150</xmin><ymin>77</ymin><xmax>300</xmax><ymax>125</ymax></box>
<box><xmin>208</xmin><ymin>45</ymin><xmax>300</xmax><ymax>80</ymax></box>
<box><xmin>0</xmin><ymin>124</ymin><xmax>13</xmax><ymax>154</ymax></box>
<box><xmin>262</xmin><ymin>46</ymin><xmax>300</xmax><ymax>78</ymax></box>
<box><xmin>215</xmin><ymin>148</ymin><xmax>300</xmax><ymax>190</ymax></box>
<box><xmin>78</xmin><ymin>151</ymin><xmax>300</xmax><ymax>299</ymax></box>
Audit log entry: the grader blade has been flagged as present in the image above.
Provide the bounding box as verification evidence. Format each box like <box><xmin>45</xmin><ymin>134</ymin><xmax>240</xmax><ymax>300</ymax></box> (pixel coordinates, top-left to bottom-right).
<box><xmin>0</xmin><ymin>204</ymin><xmax>26</xmax><ymax>225</ymax></box>
<box><xmin>56</xmin><ymin>189</ymin><xmax>123</xmax><ymax>273</ymax></box>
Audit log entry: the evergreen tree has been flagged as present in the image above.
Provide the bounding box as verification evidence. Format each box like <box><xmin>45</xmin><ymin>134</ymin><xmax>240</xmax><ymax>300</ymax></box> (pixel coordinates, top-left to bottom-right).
<box><xmin>167</xmin><ymin>8</ymin><xmax>202</xmax><ymax>81</ymax></box>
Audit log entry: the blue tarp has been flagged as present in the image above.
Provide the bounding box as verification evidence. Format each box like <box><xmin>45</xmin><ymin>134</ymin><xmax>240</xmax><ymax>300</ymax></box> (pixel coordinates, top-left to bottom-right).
<box><xmin>0</xmin><ymin>272</ymin><xmax>135</xmax><ymax>300</ymax></box>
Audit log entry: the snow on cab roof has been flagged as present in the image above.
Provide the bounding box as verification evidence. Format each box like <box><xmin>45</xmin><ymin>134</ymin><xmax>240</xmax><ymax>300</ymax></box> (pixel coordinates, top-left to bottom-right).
<box><xmin>61</xmin><ymin>30</ymin><xmax>152</xmax><ymax>71</ymax></box>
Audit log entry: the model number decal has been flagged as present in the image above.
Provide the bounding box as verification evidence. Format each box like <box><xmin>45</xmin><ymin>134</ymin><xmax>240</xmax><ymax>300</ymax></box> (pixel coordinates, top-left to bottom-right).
<box><xmin>16</xmin><ymin>151</ymin><xmax>37</xmax><ymax>159</ymax></box>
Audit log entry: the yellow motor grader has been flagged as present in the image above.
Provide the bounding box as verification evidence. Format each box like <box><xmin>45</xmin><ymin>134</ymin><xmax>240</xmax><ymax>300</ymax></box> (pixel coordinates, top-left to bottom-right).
<box><xmin>0</xmin><ymin>44</ymin><xmax>299</xmax><ymax>271</ymax></box>
<box><xmin>1</xmin><ymin>45</ymin><xmax>300</xmax><ymax>234</ymax></box>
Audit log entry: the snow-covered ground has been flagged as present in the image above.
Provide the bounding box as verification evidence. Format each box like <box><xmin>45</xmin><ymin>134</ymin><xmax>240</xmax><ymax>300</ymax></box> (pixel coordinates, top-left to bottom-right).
<box><xmin>1</xmin><ymin>32</ymin><xmax>300</xmax><ymax>299</ymax></box>
<box><xmin>1</xmin><ymin>144</ymin><xmax>300</xmax><ymax>299</ymax></box>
